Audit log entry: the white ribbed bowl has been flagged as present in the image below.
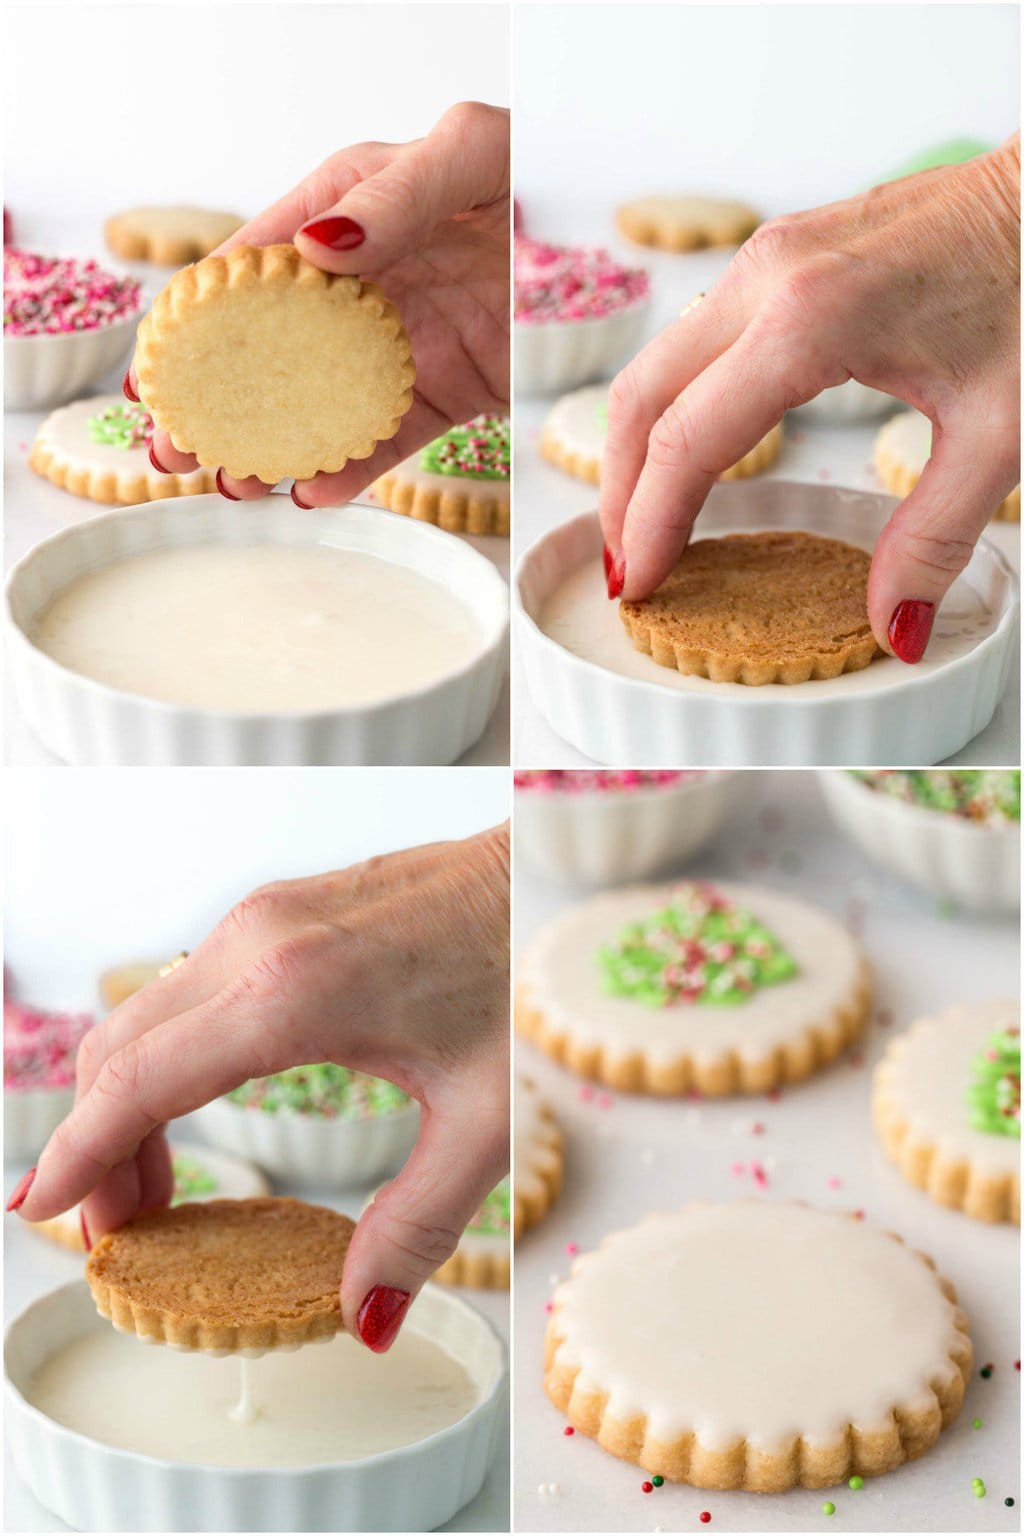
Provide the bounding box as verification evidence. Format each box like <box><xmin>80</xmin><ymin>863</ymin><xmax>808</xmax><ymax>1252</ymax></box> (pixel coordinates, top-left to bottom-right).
<box><xmin>515</xmin><ymin>771</ymin><xmax>741</xmax><ymax>886</ymax></box>
<box><xmin>515</xmin><ymin>301</ymin><xmax>649</xmax><ymax>397</ymax></box>
<box><xmin>4</xmin><ymin>308</ymin><xmax>141</xmax><ymax>410</ymax></box>
<box><xmin>514</xmin><ymin>483</ymin><xmax>1018</xmax><ymax>767</ymax></box>
<box><xmin>5</xmin><ymin>495</ymin><xmax>508</xmax><ymax>766</ymax></box>
<box><xmin>192</xmin><ymin>1096</ymin><xmax>421</xmax><ymax>1187</ymax></box>
<box><xmin>3</xmin><ymin>1085</ymin><xmax>75</xmax><ymax>1162</ymax></box>
<box><xmin>795</xmin><ymin>380</ymin><xmax>895</xmax><ymax>424</ymax></box>
<box><xmin>819</xmin><ymin>771</ymin><xmax>1020</xmax><ymax>913</ymax></box>
<box><xmin>5</xmin><ymin>1280</ymin><xmax>506</xmax><ymax>1533</ymax></box>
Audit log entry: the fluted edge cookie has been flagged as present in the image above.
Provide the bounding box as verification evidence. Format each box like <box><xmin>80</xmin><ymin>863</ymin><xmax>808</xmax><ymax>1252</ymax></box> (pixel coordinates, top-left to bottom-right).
<box><xmin>544</xmin><ymin>1202</ymin><xmax>971</xmax><ymax>1491</ymax></box>
<box><xmin>539</xmin><ymin>383</ymin><xmax>782</xmax><ymax>486</ymax></box>
<box><xmin>105</xmin><ymin>205</ymin><xmax>244</xmax><ymax>266</ymax></box>
<box><xmin>372</xmin><ymin>415</ymin><xmax>510</xmax><ymax>535</ymax></box>
<box><xmin>620</xmin><ymin>530</ymin><xmax>880</xmax><ymax>685</ymax></box>
<box><xmin>29</xmin><ymin>396</ymin><xmax>215</xmax><ymax>505</ymax></box>
<box><xmin>615</xmin><ymin>195</ymin><xmax>761</xmax><ymax>252</ymax></box>
<box><xmin>875</xmin><ymin>410</ymin><xmax>1020</xmax><ymax>522</ymax></box>
<box><xmin>433</xmin><ymin>1178</ymin><xmax>511</xmax><ymax>1290</ymax></box>
<box><xmin>85</xmin><ymin>1197</ymin><xmax>354</xmax><ymax>1353</ymax></box>
<box><xmin>517</xmin><ymin>881</ymin><xmax>871</xmax><ymax>1096</ymax></box>
<box><xmin>136</xmin><ymin>244</ymin><xmax>415</xmax><ymax>483</ymax></box>
<box><xmin>515</xmin><ymin>1075</ymin><xmax>563</xmax><ymax>1236</ymax></box>
<box><xmin>873</xmin><ymin>999</ymin><xmax>1020</xmax><ymax>1224</ymax></box>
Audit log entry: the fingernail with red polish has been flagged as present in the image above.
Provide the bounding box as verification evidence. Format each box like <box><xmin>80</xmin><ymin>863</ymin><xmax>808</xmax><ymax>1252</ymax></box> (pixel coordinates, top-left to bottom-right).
<box><xmin>122</xmin><ymin>371</ymin><xmax>139</xmax><ymax>403</ymax></box>
<box><xmin>7</xmin><ymin>1167</ymin><xmax>36</xmax><ymax>1213</ymax></box>
<box><xmin>148</xmin><ymin>443</ymin><xmax>168</xmax><ymax>475</ymax></box>
<box><xmin>603</xmin><ymin>543</ymin><xmax>614</xmax><ymax>580</ymax></box>
<box><xmin>80</xmin><ymin>1209</ymin><xmax>91</xmax><ymax>1251</ymax></box>
<box><xmin>607</xmin><ymin>555</ymin><xmax>626</xmax><ymax>600</ymax></box>
<box><xmin>887</xmin><ymin>598</ymin><xmax>935</xmax><ymax>664</ymax></box>
<box><xmin>357</xmin><ymin>1284</ymin><xmax>411</xmax><ymax>1353</ymax></box>
<box><xmin>216</xmin><ymin>468</ymin><xmax>240</xmax><ymax>501</ymax></box>
<box><xmin>290</xmin><ymin>484</ymin><xmax>314</xmax><ymax>510</ymax></box>
<box><xmin>301</xmin><ymin>216</ymin><xmax>366</xmax><ymax>251</ymax></box>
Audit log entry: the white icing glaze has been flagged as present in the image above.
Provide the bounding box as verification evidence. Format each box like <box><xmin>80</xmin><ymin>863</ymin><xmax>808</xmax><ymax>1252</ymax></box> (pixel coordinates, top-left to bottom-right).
<box><xmin>877</xmin><ymin>410</ymin><xmax>932</xmax><ymax>472</ymax></box>
<box><xmin>877</xmin><ymin>999</ymin><xmax>1020</xmax><ymax>1174</ymax></box>
<box><xmin>543</xmin><ymin>385</ymin><xmax>608</xmax><ymax>462</ymax></box>
<box><xmin>33</xmin><ymin>396</ymin><xmax>208</xmax><ymax>486</ymax></box>
<box><xmin>521</xmin><ymin>882</ymin><xmax>863</xmax><ymax>1067</ymax></box>
<box><xmin>29</xmin><ymin>544</ymin><xmax>482</xmax><ymax>712</ymax></box>
<box><xmin>515</xmin><ymin>1075</ymin><xmax>561</xmax><ymax>1199</ymax></box>
<box><xmin>551</xmin><ymin>1201</ymin><xmax>965</xmax><ymax>1450</ymax></box>
<box><xmin>26</xmin><ymin>1322</ymin><xmax>478</xmax><ymax>1467</ymax></box>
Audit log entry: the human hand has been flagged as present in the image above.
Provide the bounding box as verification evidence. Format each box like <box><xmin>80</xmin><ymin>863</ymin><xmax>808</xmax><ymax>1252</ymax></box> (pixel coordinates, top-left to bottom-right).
<box><xmin>600</xmin><ymin>135</ymin><xmax>1020</xmax><ymax>661</ymax></box>
<box><xmin>127</xmin><ymin>101</ymin><xmax>510</xmax><ymax>509</ymax></box>
<box><xmin>14</xmin><ymin>824</ymin><xmax>510</xmax><ymax>1353</ymax></box>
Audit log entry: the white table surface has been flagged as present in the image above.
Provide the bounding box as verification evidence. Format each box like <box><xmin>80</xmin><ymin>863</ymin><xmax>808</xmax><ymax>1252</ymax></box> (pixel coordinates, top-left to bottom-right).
<box><xmin>513</xmin><ymin>770</ymin><xmax>1020</xmax><ymax>1533</ymax></box>
<box><xmin>513</xmin><ymin>240</ymin><xmax>1020</xmax><ymax>767</ymax></box>
<box><xmin>3</xmin><ymin>254</ymin><xmax>510</xmax><ymax>768</ymax></box>
<box><xmin>3</xmin><ymin>1115</ymin><xmax>510</xmax><ymax>1534</ymax></box>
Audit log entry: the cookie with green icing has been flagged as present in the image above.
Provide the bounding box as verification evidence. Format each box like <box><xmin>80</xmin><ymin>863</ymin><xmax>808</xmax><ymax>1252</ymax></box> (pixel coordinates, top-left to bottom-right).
<box><xmin>518</xmin><ymin>881</ymin><xmax>871</xmax><ymax>1096</ymax></box>
<box><xmin>371</xmin><ymin>414</ymin><xmax>510</xmax><ymax>535</ymax></box>
<box><xmin>874</xmin><ymin>1001</ymin><xmax>1020</xmax><ymax>1224</ymax></box>
<box><xmin>29</xmin><ymin>393</ymin><xmax>216</xmax><ymax>504</ymax></box>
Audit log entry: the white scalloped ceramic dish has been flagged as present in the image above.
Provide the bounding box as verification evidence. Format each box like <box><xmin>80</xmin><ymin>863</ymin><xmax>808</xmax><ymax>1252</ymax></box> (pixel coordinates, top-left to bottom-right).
<box><xmin>192</xmin><ymin>1095</ymin><xmax>421</xmax><ymax>1187</ymax></box>
<box><xmin>4</xmin><ymin>494</ymin><xmax>508</xmax><ymax>766</ymax></box>
<box><xmin>514</xmin><ymin>771</ymin><xmax>741</xmax><ymax>886</ymax></box>
<box><xmin>818</xmin><ymin>771</ymin><xmax>1020</xmax><ymax>913</ymax></box>
<box><xmin>514</xmin><ymin>482</ymin><xmax>1018</xmax><ymax>767</ymax></box>
<box><xmin>5</xmin><ymin>1279</ymin><xmax>506</xmax><ymax>1533</ymax></box>
<box><xmin>515</xmin><ymin>301</ymin><xmax>650</xmax><ymax>397</ymax></box>
<box><xmin>3</xmin><ymin>1085</ymin><xmax>75</xmax><ymax>1163</ymax></box>
<box><xmin>5</xmin><ymin>307</ymin><xmax>142</xmax><ymax>411</ymax></box>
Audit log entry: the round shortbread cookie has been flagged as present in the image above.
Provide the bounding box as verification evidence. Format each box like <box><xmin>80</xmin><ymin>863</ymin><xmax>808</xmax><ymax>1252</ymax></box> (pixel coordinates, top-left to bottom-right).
<box><xmin>545</xmin><ymin>1201</ymin><xmax>971</xmax><ymax>1490</ymax></box>
<box><xmin>135</xmin><ymin>244</ymin><xmax>415</xmax><ymax>484</ymax></box>
<box><xmin>873</xmin><ymin>999</ymin><xmax>1020</xmax><ymax>1224</ymax></box>
<box><xmin>30</xmin><ymin>1141</ymin><xmax>272</xmax><ymax>1253</ymax></box>
<box><xmin>875</xmin><ymin>410</ymin><xmax>1020</xmax><ymax>522</ymax></box>
<box><xmin>371</xmin><ymin>415</ymin><xmax>510</xmax><ymax>535</ymax></box>
<box><xmin>619</xmin><ymin>530</ymin><xmax>879</xmax><ymax>685</ymax></box>
<box><xmin>105</xmin><ymin>205</ymin><xmax>243</xmax><ymax>267</ymax></box>
<box><xmin>428</xmin><ymin>1178</ymin><xmax>512</xmax><ymax>1291</ymax></box>
<box><xmin>515</xmin><ymin>1075</ymin><xmax>563</xmax><ymax>1236</ymax></box>
<box><xmin>29</xmin><ymin>396</ymin><xmax>215</xmax><ymax>504</ymax></box>
<box><xmin>517</xmin><ymin>880</ymin><xmax>871</xmax><ymax>1095</ymax></box>
<box><xmin>540</xmin><ymin>383</ymin><xmax>782</xmax><ymax>486</ymax></box>
<box><xmin>615</xmin><ymin>195</ymin><xmax>761</xmax><ymax>252</ymax></box>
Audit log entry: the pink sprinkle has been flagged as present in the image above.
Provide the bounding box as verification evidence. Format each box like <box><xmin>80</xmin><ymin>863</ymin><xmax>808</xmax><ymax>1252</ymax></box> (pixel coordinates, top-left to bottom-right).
<box><xmin>597</xmin><ymin>1092</ymin><xmax>613</xmax><ymax>1110</ymax></box>
<box><xmin>827</xmin><ymin>1176</ymin><xmax>842</xmax><ymax>1190</ymax></box>
<box><xmin>514</xmin><ymin>235</ymin><xmax>649</xmax><ymax>324</ymax></box>
<box><xmin>18</xmin><ymin>440</ymin><xmax>28</xmax><ymax>452</ymax></box>
<box><xmin>563</xmin><ymin>1425</ymin><xmax>575</xmax><ymax>1436</ymax></box>
<box><xmin>751</xmin><ymin>1161</ymin><xmax>769</xmax><ymax>1189</ymax></box>
<box><xmin>566</xmin><ymin>1242</ymin><xmax>579</xmax><ymax>1256</ymax></box>
<box><xmin>544</xmin><ymin>1301</ymin><xmax>553</xmax><ymax>1313</ymax></box>
<box><xmin>730</xmin><ymin>1161</ymin><xmax>745</xmax><ymax>1177</ymax></box>
<box><xmin>4</xmin><ymin>248</ymin><xmax>141</xmax><ymax>336</ymax></box>
<box><xmin>579</xmin><ymin>1084</ymin><xmax>595</xmax><ymax>1102</ymax></box>
<box><xmin>752</xmin><ymin>1122</ymin><xmax>765</xmax><ymax>1136</ymax></box>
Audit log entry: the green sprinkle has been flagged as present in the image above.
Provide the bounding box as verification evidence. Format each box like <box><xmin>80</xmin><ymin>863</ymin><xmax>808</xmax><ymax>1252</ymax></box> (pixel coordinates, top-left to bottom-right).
<box><xmin>1005</xmin><ymin>1497</ymin><xmax>1015</xmax><ymax>1507</ymax></box>
<box><xmin>226</xmin><ymin>1062</ymin><xmax>410</xmax><ymax>1119</ymax></box>
<box><xmin>974</xmin><ymin>1484</ymin><xmax>987</xmax><ymax>1499</ymax></box>
<box><xmin>972</xmin><ymin>1418</ymin><xmax>983</xmax><ymax>1430</ymax></box>
<box><xmin>967</xmin><ymin>1028</ymin><xmax>1020</xmax><ymax>1140</ymax></box>
<box><xmin>419</xmin><ymin>415</ymin><xmax>509</xmax><ymax>480</ymax></box>
<box><xmin>87</xmin><ymin>402</ymin><xmax>152</xmax><ymax>449</ymax></box>
<box><xmin>652</xmin><ymin>1476</ymin><xmax>664</xmax><ymax>1488</ymax></box>
<box><xmin>980</xmin><ymin>1365</ymin><xmax>993</xmax><ymax>1378</ymax></box>
<box><xmin>848</xmin><ymin>1476</ymin><xmax>863</xmax><ymax>1490</ymax></box>
<box><xmin>822</xmin><ymin>1501</ymin><xmax>836</xmax><ymax>1516</ymax></box>
<box><xmin>973</xmin><ymin>1479</ymin><xmax>984</xmax><ymax>1489</ymax></box>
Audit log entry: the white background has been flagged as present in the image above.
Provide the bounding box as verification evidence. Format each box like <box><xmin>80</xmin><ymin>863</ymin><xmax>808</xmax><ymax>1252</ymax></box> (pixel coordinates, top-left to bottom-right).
<box><xmin>515</xmin><ymin>3</ymin><xmax>1018</xmax><ymax>233</ymax></box>
<box><xmin>514</xmin><ymin>770</ymin><xmax>1020</xmax><ymax>1533</ymax></box>
<box><xmin>4</xmin><ymin>766</ymin><xmax>510</xmax><ymax>1532</ymax></box>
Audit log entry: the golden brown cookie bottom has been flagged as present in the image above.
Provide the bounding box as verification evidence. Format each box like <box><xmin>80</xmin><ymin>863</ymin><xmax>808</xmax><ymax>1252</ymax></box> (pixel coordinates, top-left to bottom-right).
<box><xmin>873</xmin><ymin>1100</ymin><xmax>1021</xmax><ymax>1224</ymax></box>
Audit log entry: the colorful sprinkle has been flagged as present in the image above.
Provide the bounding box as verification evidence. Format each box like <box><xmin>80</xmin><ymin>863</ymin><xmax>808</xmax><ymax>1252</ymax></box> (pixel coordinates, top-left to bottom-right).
<box><xmin>227</xmin><ymin>1062</ymin><xmax>408</xmax><ymax>1119</ymax></box>
<box><xmin>699</xmin><ymin>1513</ymin><xmax>711</xmax><ymax>1524</ymax></box>
<box><xmin>972</xmin><ymin>1418</ymin><xmax>983</xmax><ymax>1429</ymax></box>
<box><xmin>4</xmin><ymin>1001</ymin><xmax>94</xmax><ymax>1090</ymax></box>
<box><xmin>515</xmin><ymin>770</ymin><xmax>703</xmax><ymax>794</ymax></box>
<box><xmin>641</xmin><ymin>1481</ymin><xmax>654</xmax><ymax>1494</ymax></box>
<box><xmin>88</xmin><ymin>401</ymin><xmax>153</xmax><ymax>450</ymax></box>
<box><xmin>851</xmin><ymin>769</ymin><xmax>1020</xmax><ymax>826</ymax></box>
<box><xmin>515</xmin><ymin>235</ymin><xmax>649</xmax><ymax>324</ymax></box>
<box><xmin>563</xmin><ymin>1425</ymin><xmax>574</xmax><ymax>1436</ymax></box>
<box><xmin>848</xmin><ymin>1475</ymin><xmax>863</xmax><ymax>1490</ymax></box>
<box><xmin>4</xmin><ymin>248</ymin><xmax>141</xmax><ymax>335</ymax></box>
<box><xmin>974</xmin><ymin>1480</ymin><xmax>987</xmax><ymax>1499</ymax></box>
<box><xmin>420</xmin><ymin>414</ymin><xmax>509</xmax><ymax>480</ymax></box>
<box><xmin>967</xmin><ymin>1026</ymin><xmax>1020</xmax><ymax>1139</ymax></box>
<box><xmin>822</xmin><ymin>1501</ymin><xmax>836</xmax><ymax>1516</ymax></box>
<box><xmin>981</xmin><ymin>1364</ymin><xmax>994</xmax><ymax>1378</ymax></box>
<box><xmin>652</xmin><ymin>1475</ymin><xmax>664</xmax><ymax>1487</ymax></box>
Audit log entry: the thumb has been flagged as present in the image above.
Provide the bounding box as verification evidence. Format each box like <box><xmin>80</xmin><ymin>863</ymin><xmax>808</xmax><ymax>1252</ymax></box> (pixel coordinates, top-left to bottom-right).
<box><xmin>294</xmin><ymin>101</ymin><xmax>509</xmax><ymax>276</ymax></box>
<box><xmin>868</xmin><ymin>414</ymin><xmax>1018</xmax><ymax>662</ymax></box>
<box><xmin>340</xmin><ymin>1090</ymin><xmax>508</xmax><ymax>1352</ymax></box>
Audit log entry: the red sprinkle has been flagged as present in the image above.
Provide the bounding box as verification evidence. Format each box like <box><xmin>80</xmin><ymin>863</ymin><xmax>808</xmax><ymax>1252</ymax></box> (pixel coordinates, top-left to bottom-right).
<box><xmin>563</xmin><ymin>1426</ymin><xmax>574</xmax><ymax>1436</ymax></box>
<box><xmin>641</xmin><ymin>1481</ymin><xmax>654</xmax><ymax>1494</ymax></box>
<box><xmin>700</xmin><ymin>1513</ymin><xmax>712</xmax><ymax>1524</ymax></box>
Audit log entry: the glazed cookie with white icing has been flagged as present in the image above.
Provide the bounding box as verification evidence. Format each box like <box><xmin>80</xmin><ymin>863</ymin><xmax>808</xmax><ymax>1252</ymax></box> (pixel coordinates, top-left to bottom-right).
<box><xmin>371</xmin><ymin>415</ymin><xmax>510</xmax><ymax>535</ymax></box>
<box><xmin>873</xmin><ymin>999</ymin><xmax>1020</xmax><ymax>1224</ymax></box>
<box><xmin>515</xmin><ymin>1075</ymin><xmax>563</xmax><ymax>1236</ymax></box>
<box><xmin>517</xmin><ymin>880</ymin><xmax>871</xmax><ymax>1095</ymax></box>
<box><xmin>29</xmin><ymin>396</ymin><xmax>215</xmax><ymax>504</ymax></box>
<box><xmin>30</xmin><ymin>1141</ymin><xmax>271</xmax><ymax>1253</ymax></box>
<box><xmin>875</xmin><ymin>410</ymin><xmax>1020</xmax><ymax>522</ymax></box>
<box><xmin>540</xmin><ymin>383</ymin><xmax>782</xmax><ymax>487</ymax></box>
<box><xmin>433</xmin><ymin>1179</ymin><xmax>511</xmax><ymax>1290</ymax></box>
<box><xmin>545</xmin><ymin>1201</ymin><xmax>971</xmax><ymax>1490</ymax></box>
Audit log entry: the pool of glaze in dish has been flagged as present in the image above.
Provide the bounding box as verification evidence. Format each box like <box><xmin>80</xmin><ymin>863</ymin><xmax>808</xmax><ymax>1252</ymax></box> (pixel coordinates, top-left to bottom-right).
<box><xmin>515</xmin><ymin>482</ymin><xmax>1018</xmax><ymax>767</ymax></box>
<box><xmin>5</xmin><ymin>1280</ymin><xmax>506</xmax><ymax>1532</ymax></box>
<box><xmin>5</xmin><ymin>495</ymin><xmax>508</xmax><ymax>766</ymax></box>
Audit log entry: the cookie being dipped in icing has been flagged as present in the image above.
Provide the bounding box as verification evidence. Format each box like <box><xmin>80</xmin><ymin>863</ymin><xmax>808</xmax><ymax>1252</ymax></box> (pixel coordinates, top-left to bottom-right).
<box><xmin>518</xmin><ymin>880</ymin><xmax>871</xmax><ymax>1094</ymax></box>
<box><xmin>29</xmin><ymin>395</ymin><xmax>215</xmax><ymax>504</ymax></box>
<box><xmin>372</xmin><ymin>415</ymin><xmax>510</xmax><ymax>535</ymax></box>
